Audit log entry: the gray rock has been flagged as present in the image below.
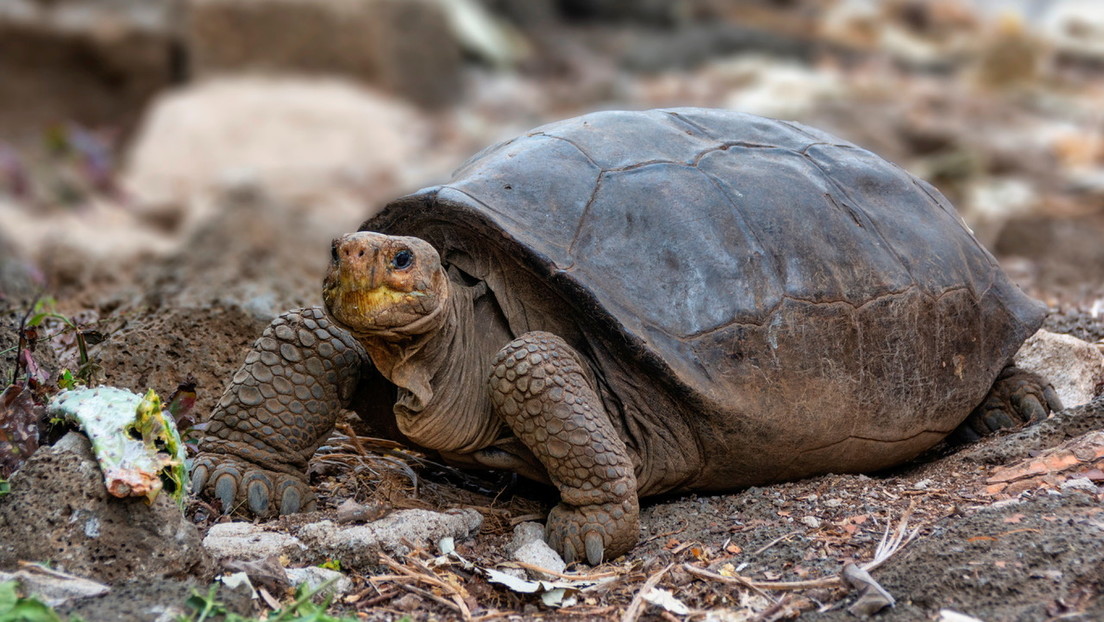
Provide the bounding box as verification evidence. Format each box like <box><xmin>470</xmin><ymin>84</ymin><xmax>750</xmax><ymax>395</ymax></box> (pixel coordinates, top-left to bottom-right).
<box><xmin>1014</xmin><ymin>329</ymin><xmax>1104</xmax><ymax>407</ymax></box>
<box><xmin>295</xmin><ymin>508</ymin><xmax>483</xmax><ymax>569</ymax></box>
<box><xmin>202</xmin><ymin>522</ymin><xmax>308</xmax><ymax>561</ymax></box>
<box><xmin>203</xmin><ymin>508</ymin><xmax>483</xmax><ymax>571</ymax></box>
<box><xmin>285</xmin><ymin>567</ymin><xmax>353</xmax><ymax>597</ymax></box>
<box><xmin>0</xmin><ymin>432</ymin><xmax>213</xmax><ymax>584</ymax></box>
<box><xmin>56</xmin><ymin>577</ymin><xmax>255</xmax><ymax>622</ymax></box>
<box><xmin>0</xmin><ymin>568</ymin><xmax>109</xmax><ymax>607</ymax></box>
<box><xmin>1058</xmin><ymin>477</ymin><xmax>1099</xmax><ymax>493</ymax></box>
<box><xmin>505</xmin><ymin>521</ymin><xmax>565</xmax><ymax>580</ymax></box>
<box><xmin>505</xmin><ymin>521</ymin><xmax>546</xmax><ymax>555</ymax></box>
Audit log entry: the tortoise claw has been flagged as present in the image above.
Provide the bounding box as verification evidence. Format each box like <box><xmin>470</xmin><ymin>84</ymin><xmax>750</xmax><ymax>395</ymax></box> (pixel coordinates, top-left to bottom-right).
<box><xmin>192</xmin><ymin>452</ymin><xmax>313</xmax><ymax>518</ymax></box>
<box><xmin>278</xmin><ymin>480</ymin><xmax>309</xmax><ymax>515</ymax></box>
<box><xmin>214</xmin><ymin>471</ymin><xmax>239</xmax><ymax>512</ymax></box>
<box><xmin>191</xmin><ymin>462</ymin><xmax>209</xmax><ymax>493</ymax></box>
<box><xmin>545</xmin><ymin>500</ymin><xmax>637</xmax><ymax>566</ymax></box>
<box><xmin>585</xmin><ymin>532</ymin><xmax>605</xmax><ymax>566</ymax></box>
<box><xmin>562</xmin><ymin>539</ymin><xmax>578</xmax><ymax>565</ymax></box>
<box><xmin>1012</xmin><ymin>393</ymin><xmax>1048</xmax><ymax>424</ymax></box>
<box><xmin>1043</xmin><ymin>386</ymin><xmax>1064</xmax><ymax>412</ymax></box>
<box><xmin>953</xmin><ymin>366</ymin><xmax>1061</xmax><ymax>443</ymax></box>
<box><xmin>982</xmin><ymin>409</ymin><xmax>1013</xmax><ymax>432</ymax></box>
<box><xmin>244</xmin><ymin>472</ymin><xmax>274</xmax><ymax>515</ymax></box>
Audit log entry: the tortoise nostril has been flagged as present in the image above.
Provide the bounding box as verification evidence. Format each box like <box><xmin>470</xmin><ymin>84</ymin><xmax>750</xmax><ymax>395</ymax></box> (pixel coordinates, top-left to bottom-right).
<box><xmin>358</xmin><ymin>250</ymin><xmax>364</xmax><ymax>257</ymax></box>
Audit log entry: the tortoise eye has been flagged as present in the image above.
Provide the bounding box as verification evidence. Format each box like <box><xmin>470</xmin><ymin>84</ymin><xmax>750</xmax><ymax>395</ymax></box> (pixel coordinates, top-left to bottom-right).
<box><xmin>391</xmin><ymin>249</ymin><xmax>414</xmax><ymax>270</ymax></box>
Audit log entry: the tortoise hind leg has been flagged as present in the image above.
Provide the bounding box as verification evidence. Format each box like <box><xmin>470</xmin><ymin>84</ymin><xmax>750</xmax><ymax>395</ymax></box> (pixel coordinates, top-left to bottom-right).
<box><xmin>192</xmin><ymin>307</ymin><xmax>368</xmax><ymax>516</ymax></box>
<box><xmin>951</xmin><ymin>366</ymin><xmax>1063</xmax><ymax>443</ymax></box>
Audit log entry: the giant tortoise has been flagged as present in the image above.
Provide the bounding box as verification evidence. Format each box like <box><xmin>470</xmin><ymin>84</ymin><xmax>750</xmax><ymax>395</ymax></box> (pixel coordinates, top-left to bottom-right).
<box><xmin>193</xmin><ymin>108</ymin><xmax>1059</xmax><ymax>564</ymax></box>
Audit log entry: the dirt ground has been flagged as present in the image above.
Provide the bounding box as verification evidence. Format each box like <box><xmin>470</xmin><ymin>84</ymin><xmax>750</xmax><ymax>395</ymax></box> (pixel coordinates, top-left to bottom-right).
<box><xmin>4</xmin><ymin>3</ymin><xmax>1104</xmax><ymax>621</ymax></box>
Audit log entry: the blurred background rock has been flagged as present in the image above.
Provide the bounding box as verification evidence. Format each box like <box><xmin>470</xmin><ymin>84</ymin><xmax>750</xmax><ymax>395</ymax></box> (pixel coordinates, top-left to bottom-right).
<box><xmin>1</xmin><ymin>0</ymin><xmax>1102</xmax><ymax>410</ymax></box>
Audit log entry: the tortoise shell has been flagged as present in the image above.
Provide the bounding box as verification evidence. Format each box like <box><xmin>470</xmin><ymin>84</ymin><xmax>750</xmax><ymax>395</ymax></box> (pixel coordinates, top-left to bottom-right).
<box><xmin>363</xmin><ymin>108</ymin><xmax>1043</xmax><ymax>490</ymax></box>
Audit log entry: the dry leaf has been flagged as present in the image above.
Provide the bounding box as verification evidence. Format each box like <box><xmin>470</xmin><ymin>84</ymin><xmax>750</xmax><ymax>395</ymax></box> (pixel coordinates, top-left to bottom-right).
<box><xmin>842</xmin><ymin>563</ymin><xmax>895</xmax><ymax>616</ymax></box>
<box><xmin>643</xmin><ymin>587</ymin><xmax>691</xmax><ymax>615</ymax></box>
<box><xmin>0</xmin><ymin>384</ymin><xmax>42</xmax><ymax>478</ymax></box>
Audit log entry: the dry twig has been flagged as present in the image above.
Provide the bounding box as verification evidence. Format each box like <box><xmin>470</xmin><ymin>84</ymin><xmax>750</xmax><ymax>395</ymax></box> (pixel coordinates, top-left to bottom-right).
<box><xmin>395</xmin><ymin>581</ymin><xmax>466</xmax><ymax>616</ymax></box>
<box><xmin>378</xmin><ymin>554</ymin><xmax>472</xmax><ymax>621</ymax></box>
<box><xmin>685</xmin><ymin>501</ymin><xmax>920</xmax><ymax>592</ymax></box>
<box><xmin>508</xmin><ymin>512</ymin><xmax>546</xmax><ymax>525</ymax></box>
<box><xmin>752</xmin><ymin>530</ymin><xmax>802</xmax><ymax>555</ymax></box>
<box><xmin>508</xmin><ymin>561</ymin><xmax>623</xmax><ymax>581</ymax></box>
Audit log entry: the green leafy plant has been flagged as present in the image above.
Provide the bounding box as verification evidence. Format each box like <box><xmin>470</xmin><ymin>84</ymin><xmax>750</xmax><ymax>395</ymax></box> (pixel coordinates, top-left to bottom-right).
<box><xmin>0</xmin><ymin>580</ymin><xmax>64</xmax><ymax>622</ymax></box>
<box><xmin>25</xmin><ymin>298</ymin><xmax>100</xmax><ymax>387</ymax></box>
<box><xmin>317</xmin><ymin>559</ymin><xmax>342</xmax><ymax>572</ymax></box>
<box><xmin>56</xmin><ymin>370</ymin><xmax>77</xmax><ymax>392</ymax></box>
<box><xmin>179</xmin><ymin>581</ymin><xmax>363</xmax><ymax>622</ymax></box>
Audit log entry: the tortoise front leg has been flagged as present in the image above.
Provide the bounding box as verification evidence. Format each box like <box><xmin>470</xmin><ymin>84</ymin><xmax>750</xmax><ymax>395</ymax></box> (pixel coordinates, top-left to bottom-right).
<box><xmin>192</xmin><ymin>307</ymin><xmax>367</xmax><ymax>516</ymax></box>
<box><xmin>489</xmin><ymin>331</ymin><xmax>639</xmax><ymax>565</ymax></box>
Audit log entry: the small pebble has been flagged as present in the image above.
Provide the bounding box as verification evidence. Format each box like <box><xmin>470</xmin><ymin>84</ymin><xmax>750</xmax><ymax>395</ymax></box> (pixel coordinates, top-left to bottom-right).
<box><xmin>1059</xmin><ymin>477</ymin><xmax>1098</xmax><ymax>493</ymax></box>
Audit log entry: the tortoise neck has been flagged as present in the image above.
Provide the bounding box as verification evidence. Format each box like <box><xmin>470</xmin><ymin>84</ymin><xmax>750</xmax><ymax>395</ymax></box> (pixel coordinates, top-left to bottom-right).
<box><xmin>358</xmin><ymin>278</ymin><xmax>502</xmax><ymax>454</ymax></box>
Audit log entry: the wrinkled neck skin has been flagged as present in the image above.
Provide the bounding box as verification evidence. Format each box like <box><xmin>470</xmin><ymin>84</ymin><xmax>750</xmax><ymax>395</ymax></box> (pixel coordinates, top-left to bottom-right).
<box><xmin>352</xmin><ymin>277</ymin><xmax>503</xmax><ymax>455</ymax></box>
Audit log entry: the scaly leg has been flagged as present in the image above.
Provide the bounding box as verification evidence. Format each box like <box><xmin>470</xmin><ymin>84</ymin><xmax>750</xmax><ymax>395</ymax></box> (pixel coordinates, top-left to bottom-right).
<box><xmin>489</xmin><ymin>331</ymin><xmax>639</xmax><ymax>565</ymax></box>
<box><xmin>192</xmin><ymin>307</ymin><xmax>368</xmax><ymax>516</ymax></box>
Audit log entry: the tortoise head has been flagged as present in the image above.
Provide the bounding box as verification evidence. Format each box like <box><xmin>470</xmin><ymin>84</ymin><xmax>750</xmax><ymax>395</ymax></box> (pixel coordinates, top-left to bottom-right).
<box><xmin>323</xmin><ymin>232</ymin><xmax>448</xmax><ymax>334</ymax></box>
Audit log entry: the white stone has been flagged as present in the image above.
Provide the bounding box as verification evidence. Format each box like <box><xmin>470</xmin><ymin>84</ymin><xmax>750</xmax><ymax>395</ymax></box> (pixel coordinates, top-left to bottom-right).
<box><xmin>505</xmin><ymin>521</ymin><xmax>545</xmax><ymax>554</ymax></box>
<box><xmin>1014</xmin><ymin>329</ymin><xmax>1104</xmax><ymax>407</ymax></box>
<box><xmin>0</xmin><ymin>569</ymin><xmax>109</xmax><ymax>607</ymax></box>
<box><xmin>285</xmin><ymin>567</ymin><xmax>353</xmax><ymax>597</ymax></box>
<box><xmin>1059</xmin><ymin>477</ymin><xmax>1099</xmax><ymax>493</ymax></box>
<box><xmin>504</xmin><ymin>521</ymin><xmax>565</xmax><ymax>580</ymax></box>
<box><xmin>295</xmin><ymin>509</ymin><xmax>483</xmax><ymax>568</ymax></box>
<box><xmin>202</xmin><ymin>522</ymin><xmax>307</xmax><ymax>561</ymax></box>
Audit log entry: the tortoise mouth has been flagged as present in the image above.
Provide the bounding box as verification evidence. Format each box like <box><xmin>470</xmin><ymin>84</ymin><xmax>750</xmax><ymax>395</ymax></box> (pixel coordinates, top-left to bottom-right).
<box><xmin>323</xmin><ymin>282</ymin><xmax>428</xmax><ymax>332</ymax></box>
<box><xmin>342</xmin><ymin>285</ymin><xmax>426</xmax><ymax>310</ymax></box>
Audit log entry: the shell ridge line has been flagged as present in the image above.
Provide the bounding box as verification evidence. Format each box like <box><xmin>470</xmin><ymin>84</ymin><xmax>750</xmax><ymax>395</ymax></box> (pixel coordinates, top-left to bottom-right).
<box><xmin>691</xmin><ymin>142</ymin><xmax>793</xmax><ymax>167</ymax></box>
<box><xmin>823</xmin><ymin>191</ymin><xmax>866</xmax><ymax>228</ymax></box>
<box><xmin>796</xmin><ymin>427</ymin><xmax>959</xmax><ymax>457</ymax></box>
<box><xmin>438</xmin><ymin>183</ymin><xmax>582</xmax><ymax>267</ymax></box>
<box><xmin>606</xmin><ymin>158</ymin><xmax>693</xmax><ymax>172</ymax></box>
<box><xmin>436</xmin><ymin>185</ymin><xmax>535</xmax><ymax>236</ymax></box>
<box><xmin>783</xmin><ymin>120</ymin><xmax>860</xmax><ymax>150</ymax></box>
<box><xmin>910</xmin><ymin>174</ymin><xmax>997</xmax><ymax>269</ymax></box>
<box><xmin>670</xmin><ymin>284</ymin><xmax>920</xmax><ymax>342</ymax></box>
<box><xmin>565</xmin><ymin>170</ymin><xmax>607</xmax><ymax>267</ymax></box>
<box><xmin>529</xmin><ymin>132</ymin><xmax>602</xmax><ymax>169</ymax></box>
<box><xmin>767</xmin><ymin>425</ymin><xmax>959</xmax><ymax>477</ymax></box>
<box><xmin>696</xmin><ymin>163</ymin><xmax>783</xmax><ymax>313</ymax></box>
<box><xmin>798</xmin><ymin>150</ymin><xmax>921</xmax><ymax>290</ymax></box>
<box><xmin>664</xmin><ymin>110</ymin><xmax>717</xmax><ymax>139</ymax></box>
